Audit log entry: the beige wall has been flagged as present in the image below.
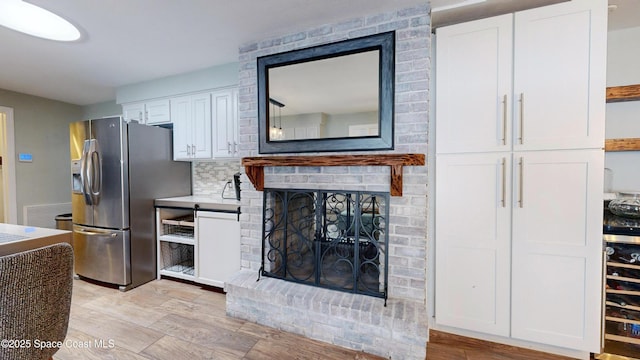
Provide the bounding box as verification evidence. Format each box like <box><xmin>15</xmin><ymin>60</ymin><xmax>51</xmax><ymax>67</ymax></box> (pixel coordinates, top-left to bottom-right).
<box><xmin>82</xmin><ymin>100</ymin><xmax>121</xmax><ymax>119</ymax></box>
<box><xmin>0</xmin><ymin>88</ymin><xmax>82</xmax><ymax>224</ymax></box>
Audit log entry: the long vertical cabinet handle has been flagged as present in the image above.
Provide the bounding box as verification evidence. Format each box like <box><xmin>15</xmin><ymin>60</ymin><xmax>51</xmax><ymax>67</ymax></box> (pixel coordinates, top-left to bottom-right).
<box><xmin>518</xmin><ymin>157</ymin><xmax>524</xmax><ymax>208</ymax></box>
<box><xmin>501</xmin><ymin>95</ymin><xmax>508</xmax><ymax>145</ymax></box>
<box><xmin>518</xmin><ymin>93</ymin><xmax>525</xmax><ymax>144</ymax></box>
<box><xmin>501</xmin><ymin>157</ymin><xmax>507</xmax><ymax>207</ymax></box>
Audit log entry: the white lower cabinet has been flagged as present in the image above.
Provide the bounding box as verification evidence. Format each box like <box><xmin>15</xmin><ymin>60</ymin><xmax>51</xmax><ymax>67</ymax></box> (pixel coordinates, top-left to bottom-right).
<box><xmin>156</xmin><ymin>207</ymin><xmax>241</xmax><ymax>288</ymax></box>
<box><xmin>435</xmin><ymin>150</ymin><xmax>604</xmax><ymax>352</ymax></box>
<box><xmin>435</xmin><ymin>153</ymin><xmax>511</xmax><ymax>336</ymax></box>
<box><xmin>196</xmin><ymin>210</ymin><xmax>241</xmax><ymax>287</ymax></box>
<box><xmin>510</xmin><ymin>151</ymin><xmax>604</xmax><ymax>351</ymax></box>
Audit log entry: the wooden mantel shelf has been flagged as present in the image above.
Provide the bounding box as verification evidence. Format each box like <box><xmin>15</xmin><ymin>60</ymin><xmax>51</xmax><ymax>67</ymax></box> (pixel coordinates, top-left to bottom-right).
<box><xmin>242</xmin><ymin>154</ymin><xmax>425</xmax><ymax>196</ymax></box>
<box><xmin>607</xmin><ymin>84</ymin><xmax>640</xmax><ymax>103</ymax></box>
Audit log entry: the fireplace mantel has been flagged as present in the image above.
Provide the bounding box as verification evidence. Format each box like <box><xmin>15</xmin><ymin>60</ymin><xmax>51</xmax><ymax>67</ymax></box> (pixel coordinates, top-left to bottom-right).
<box><xmin>242</xmin><ymin>154</ymin><xmax>425</xmax><ymax>196</ymax></box>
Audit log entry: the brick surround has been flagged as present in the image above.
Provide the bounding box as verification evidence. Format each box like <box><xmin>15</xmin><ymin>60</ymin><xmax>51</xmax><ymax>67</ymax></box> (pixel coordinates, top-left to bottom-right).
<box><xmin>226</xmin><ymin>4</ymin><xmax>430</xmax><ymax>360</ymax></box>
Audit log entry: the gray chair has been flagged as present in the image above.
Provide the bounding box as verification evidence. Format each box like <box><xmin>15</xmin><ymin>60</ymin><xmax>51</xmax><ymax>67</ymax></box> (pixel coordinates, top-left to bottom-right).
<box><xmin>0</xmin><ymin>243</ymin><xmax>74</xmax><ymax>360</ymax></box>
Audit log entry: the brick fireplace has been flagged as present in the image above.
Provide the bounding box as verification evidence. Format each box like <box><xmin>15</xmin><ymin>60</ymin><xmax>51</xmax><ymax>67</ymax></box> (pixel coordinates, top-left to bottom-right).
<box><xmin>225</xmin><ymin>4</ymin><xmax>430</xmax><ymax>360</ymax></box>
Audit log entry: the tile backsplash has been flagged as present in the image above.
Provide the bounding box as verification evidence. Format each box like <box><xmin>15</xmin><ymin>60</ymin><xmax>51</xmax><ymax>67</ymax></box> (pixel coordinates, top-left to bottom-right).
<box><xmin>192</xmin><ymin>160</ymin><xmax>242</xmax><ymax>196</ymax></box>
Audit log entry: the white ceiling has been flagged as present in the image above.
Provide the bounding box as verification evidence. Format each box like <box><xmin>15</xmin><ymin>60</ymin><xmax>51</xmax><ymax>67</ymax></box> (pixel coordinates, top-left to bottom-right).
<box><xmin>0</xmin><ymin>0</ymin><xmax>637</xmax><ymax>106</ymax></box>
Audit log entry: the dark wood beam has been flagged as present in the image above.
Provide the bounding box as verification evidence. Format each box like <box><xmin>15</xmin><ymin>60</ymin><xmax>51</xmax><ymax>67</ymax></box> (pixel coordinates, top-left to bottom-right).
<box><xmin>242</xmin><ymin>154</ymin><xmax>425</xmax><ymax>196</ymax></box>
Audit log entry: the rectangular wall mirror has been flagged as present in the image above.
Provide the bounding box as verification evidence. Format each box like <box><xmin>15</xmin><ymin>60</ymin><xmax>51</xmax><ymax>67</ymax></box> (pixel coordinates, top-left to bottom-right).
<box><xmin>258</xmin><ymin>31</ymin><xmax>395</xmax><ymax>154</ymax></box>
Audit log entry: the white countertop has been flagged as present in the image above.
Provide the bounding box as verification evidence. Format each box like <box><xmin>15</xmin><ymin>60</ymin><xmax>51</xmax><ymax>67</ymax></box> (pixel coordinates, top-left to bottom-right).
<box><xmin>155</xmin><ymin>195</ymin><xmax>240</xmax><ymax>212</ymax></box>
<box><xmin>0</xmin><ymin>223</ymin><xmax>72</xmax><ymax>256</ymax></box>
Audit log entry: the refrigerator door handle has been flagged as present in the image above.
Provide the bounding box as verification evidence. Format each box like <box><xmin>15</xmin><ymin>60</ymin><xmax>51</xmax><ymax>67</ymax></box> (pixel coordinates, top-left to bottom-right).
<box><xmin>75</xmin><ymin>227</ymin><xmax>117</xmax><ymax>237</ymax></box>
<box><xmin>80</xmin><ymin>140</ymin><xmax>93</xmax><ymax>205</ymax></box>
<box><xmin>86</xmin><ymin>139</ymin><xmax>102</xmax><ymax>204</ymax></box>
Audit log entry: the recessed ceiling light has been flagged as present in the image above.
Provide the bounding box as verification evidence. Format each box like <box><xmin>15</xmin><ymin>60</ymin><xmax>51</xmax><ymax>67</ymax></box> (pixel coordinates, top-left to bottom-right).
<box><xmin>0</xmin><ymin>0</ymin><xmax>80</xmax><ymax>42</ymax></box>
<box><xmin>432</xmin><ymin>0</ymin><xmax>487</xmax><ymax>13</ymax></box>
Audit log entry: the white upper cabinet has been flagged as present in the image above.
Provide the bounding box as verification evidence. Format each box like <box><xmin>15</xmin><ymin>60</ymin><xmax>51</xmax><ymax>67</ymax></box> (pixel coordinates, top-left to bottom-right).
<box><xmin>211</xmin><ymin>89</ymin><xmax>239</xmax><ymax>158</ymax></box>
<box><xmin>436</xmin><ymin>14</ymin><xmax>513</xmax><ymax>154</ymax></box>
<box><xmin>513</xmin><ymin>1</ymin><xmax>606</xmax><ymax>151</ymax></box>
<box><xmin>122</xmin><ymin>102</ymin><xmax>145</xmax><ymax>123</ymax></box>
<box><xmin>122</xmin><ymin>99</ymin><xmax>170</xmax><ymax>125</ymax></box>
<box><xmin>171</xmin><ymin>93</ymin><xmax>212</xmax><ymax>161</ymax></box>
<box><xmin>436</xmin><ymin>0</ymin><xmax>606</xmax><ymax>154</ymax></box>
<box><xmin>171</xmin><ymin>88</ymin><xmax>238</xmax><ymax>161</ymax></box>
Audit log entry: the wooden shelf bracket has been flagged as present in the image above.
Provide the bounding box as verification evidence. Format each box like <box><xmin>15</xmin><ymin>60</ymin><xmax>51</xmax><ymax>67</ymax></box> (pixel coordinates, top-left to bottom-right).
<box><xmin>242</xmin><ymin>154</ymin><xmax>425</xmax><ymax>196</ymax></box>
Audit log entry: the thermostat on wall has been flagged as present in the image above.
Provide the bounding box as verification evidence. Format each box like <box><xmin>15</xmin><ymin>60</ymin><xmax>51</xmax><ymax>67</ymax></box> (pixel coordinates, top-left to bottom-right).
<box><xmin>18</xmin><ymin>153</ymin><xmax>33</xmax><ymax>162</ymax></box>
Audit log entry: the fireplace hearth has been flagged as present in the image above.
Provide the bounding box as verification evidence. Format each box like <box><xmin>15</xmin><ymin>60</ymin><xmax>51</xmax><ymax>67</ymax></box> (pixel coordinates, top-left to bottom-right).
<box><xmin>261</xmin><ymin>189</ymin><xmax>389</xmax><ymax>301</ymax></box>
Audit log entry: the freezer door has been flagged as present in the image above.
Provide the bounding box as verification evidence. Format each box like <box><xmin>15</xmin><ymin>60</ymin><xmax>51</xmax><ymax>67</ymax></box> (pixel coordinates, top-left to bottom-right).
<box><xmin>90</xmin><ymin>117</ymin><xmax>130</xmax><ymax>229</ymax></box>
<box><xmin>73</xmin><ymin>225</ymin><xmax>130</xmax><ymax>286</ymax></box>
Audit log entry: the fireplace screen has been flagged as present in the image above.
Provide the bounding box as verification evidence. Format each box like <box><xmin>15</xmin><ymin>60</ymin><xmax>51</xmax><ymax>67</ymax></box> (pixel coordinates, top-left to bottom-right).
<box><xmin>261</xmin><ymin>189</ymin><xmax>389</xmax><ymax>300</ymax></box>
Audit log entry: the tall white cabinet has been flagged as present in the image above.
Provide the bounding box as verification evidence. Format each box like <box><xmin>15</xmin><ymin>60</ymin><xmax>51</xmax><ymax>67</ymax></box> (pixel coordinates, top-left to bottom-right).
<box><xmin>434</xmin><ymin>0</ymin><xmax>606</xmax><ymax>354</ymax></box>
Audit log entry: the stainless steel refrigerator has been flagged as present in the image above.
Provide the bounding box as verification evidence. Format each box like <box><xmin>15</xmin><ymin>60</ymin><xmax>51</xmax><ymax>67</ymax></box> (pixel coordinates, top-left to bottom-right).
<box><xmin>70</xmin><ymin>117</ymin><xmax>191</xmax><ymax>291</ymax></box>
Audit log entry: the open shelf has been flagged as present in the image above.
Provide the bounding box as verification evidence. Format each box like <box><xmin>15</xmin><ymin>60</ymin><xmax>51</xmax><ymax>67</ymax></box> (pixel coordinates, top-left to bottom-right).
<box><xmin>605</xmin><ymin>84</ymin><xmax>640</xmax><ymax>152</ymax></box>
<box><xmin>605</xmin><ymin>138</ymin><xmax>640</xmax><ymax>152</ymax></box>
<box><xmin>607</xmin><ymin>84</ymin><xmax>640</xmax><ymax>103</ymax></box>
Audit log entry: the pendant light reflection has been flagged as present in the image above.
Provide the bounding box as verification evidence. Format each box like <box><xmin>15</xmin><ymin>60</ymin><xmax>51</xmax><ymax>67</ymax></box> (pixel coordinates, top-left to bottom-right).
<box><xmin>269</xmin><ymin>98</ymin><xmax>285</xmax><ymax>141</ymax></box>
<box><xmin>0</xmin><ymin>0</ymin><xmax>81</xmax><ymax>41</ymax></box>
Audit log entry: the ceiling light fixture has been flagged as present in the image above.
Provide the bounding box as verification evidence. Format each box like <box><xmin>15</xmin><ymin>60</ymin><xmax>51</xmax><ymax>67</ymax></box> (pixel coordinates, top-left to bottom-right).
<box><xmin>0</xmin><ymin>0</ymin><xmax>80</xmax><ymax>41</ymax></box>
<box><xmin>432</xmin><ymin>0</ymin><xmax>487</xmax><ymax>13</ymax></box>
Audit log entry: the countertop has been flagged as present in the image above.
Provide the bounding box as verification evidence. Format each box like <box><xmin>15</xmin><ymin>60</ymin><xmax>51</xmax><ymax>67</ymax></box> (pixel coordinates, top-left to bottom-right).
<box><xmin>0</xmin><ymin>223</ymin><xmax>72</xmax><ymax>256</ymax></box>
<box><xmin>154</xmin><ymin>195</ymin><xmax>240</xmax><ymax>212</ymax></box>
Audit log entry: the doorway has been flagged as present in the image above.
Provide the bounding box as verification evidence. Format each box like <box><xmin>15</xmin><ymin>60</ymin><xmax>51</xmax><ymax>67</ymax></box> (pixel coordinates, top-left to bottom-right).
<box><xmin>0</xmin><ymin>106</ymin><xmax>18</xmax><ymax>224</ymax></box>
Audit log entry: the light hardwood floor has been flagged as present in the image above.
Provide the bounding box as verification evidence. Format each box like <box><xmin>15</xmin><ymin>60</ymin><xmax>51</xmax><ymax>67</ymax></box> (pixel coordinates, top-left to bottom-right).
<box><xmin>53</xmin><ymin>278</ymin><xmax>387</xmax><ymax>360</ymax></box>
<box><xmin>58</xmin><ymin>277</ymin><xmax>570</xmax><ymax>360</ymax></box>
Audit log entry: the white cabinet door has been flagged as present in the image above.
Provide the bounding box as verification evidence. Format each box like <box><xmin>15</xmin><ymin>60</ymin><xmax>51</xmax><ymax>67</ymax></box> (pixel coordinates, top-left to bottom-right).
<box><xmin>435</xmin><ymin>153</ymin><xmax>511</xmax><ymax>336</ymax></box>
<box><xmin>196</xmin><ymin>211</ymin><xmax>241</xmax><ymax>288</ymax></box>
<box><xmin>123</xmin><ymin>100</ymin><xmax>171</xmax><ymax>125</ymax></box>
<box><xmin>170</xmin><ymin>95</ymin><xmax>192</xmax><ymax>160</ymax></box>
<box><xmin>435</xmin><ymin>14</ymin><xmax>513</xmax><ymax>154</ymax></box>
<box><xmin>122</xmin><ymin>102</ymin><xmax>145</xmax><ymax>123</ymax></box>
<box><xmin>191</xmin><ymin>93</ymin><xmax>212</xmax><ymax>159</ymax></box>
<box><xmin>513</xmin><ymin>0</ymin><xmax>606</xmax><ymax>151</ymax></box>
<box><xmin>212</xmin><ymin>89</ymin><xmax>238</xmax><ymax>158</ymax></box>
<box><xmin>171</xmin><ymin>93</ymin><xmax>212</xmax><ymax>160</ymax></box>
<box><xmin>511</xmin><ymin>150</ymin><xmax>603</xmax><ymax>352</ymax></box>
<box><xmin>145</xmin><ymin>99</ymin><xmax>171</xmax><ymax>125</ymax></box>
<box><xmin>436</xmin><ymin>0</ymin><xmax>606</xmax><ymax>154</ymax></box>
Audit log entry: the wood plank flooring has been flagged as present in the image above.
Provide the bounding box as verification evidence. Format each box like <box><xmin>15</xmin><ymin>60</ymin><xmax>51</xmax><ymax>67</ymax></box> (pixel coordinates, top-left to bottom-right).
<box><xmin>426</xmin><ymin>330</ymin><xmax>594</xmax><ymax>360</ymax></box>
<box><xmin>56</xmin><ymin>278</ymin><xmax>590</xmax><ymax>360</ymax></box>
<box><xmin>53</xmin><ymin>278</ymin><xmax>387</xmax><ymax>360</ymax></box>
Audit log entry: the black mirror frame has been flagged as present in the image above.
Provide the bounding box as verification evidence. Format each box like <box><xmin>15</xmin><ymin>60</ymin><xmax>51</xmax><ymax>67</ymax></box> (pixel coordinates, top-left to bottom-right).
<box><xmin>257</xmin><ymin>31</ymin><xmax>395</xmax><ymax>154</ymax></box>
